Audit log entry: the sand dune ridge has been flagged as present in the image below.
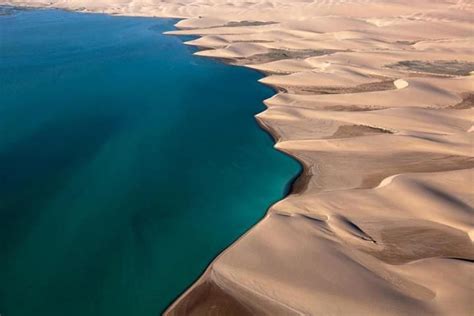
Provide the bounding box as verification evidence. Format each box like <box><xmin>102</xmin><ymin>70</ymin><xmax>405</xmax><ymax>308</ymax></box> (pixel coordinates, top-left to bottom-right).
<box><xmin>3</xmin><ymin>1</ymin><xmax>473</xmax><ymax>315</ymax></box>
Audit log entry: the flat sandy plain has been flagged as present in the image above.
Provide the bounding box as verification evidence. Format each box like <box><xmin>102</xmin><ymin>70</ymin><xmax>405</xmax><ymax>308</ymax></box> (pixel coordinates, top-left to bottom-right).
<box><xmin>3</xmin><ymin>0</ymin><xmax>473</xmax><ymax>315</ymax></box>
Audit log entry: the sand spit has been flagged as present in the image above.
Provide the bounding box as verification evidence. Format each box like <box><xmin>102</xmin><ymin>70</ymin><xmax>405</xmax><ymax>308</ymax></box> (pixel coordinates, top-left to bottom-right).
<box><xmin>3</xmin><ymin>0</ymin><xmax>473</xmax><ymax>315</ymax></box>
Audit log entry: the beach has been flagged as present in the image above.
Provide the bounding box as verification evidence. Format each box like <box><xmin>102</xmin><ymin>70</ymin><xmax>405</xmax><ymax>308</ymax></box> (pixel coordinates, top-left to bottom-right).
<box><xmin>2</xmin><ymin>1</ymin><xmax>473</xmax><ymax>315</ymax></box>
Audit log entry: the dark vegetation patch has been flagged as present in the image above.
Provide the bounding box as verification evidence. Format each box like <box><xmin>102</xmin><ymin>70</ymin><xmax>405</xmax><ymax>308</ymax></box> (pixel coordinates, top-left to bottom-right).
<box><xmin>394</xmin><ymin>40</ymin><xmax>419</xmax><ymax>45</ymax></box>
<box><xmin>450</xmin><ymin>93</ymin><xmax>474</xmax><ymax>109</ymax></box>
<box><xmin>387</xmin><ymin>60</ymin><xmax>474</xmax><ymax>76</ymax></box>
<box><xmin>224</xmin><ymin>20</ymin><xmax>278</xmax><ymax>27</ymax></box>
<box><xmin>228</xmin><ymin>49</ymin><xmax>342</xmax><ymax>65</ymax></box>
<box><xmin>276</xmin><ymin>80</ymin><xmax>395</xmax><ymax>95</ymax></box>
<box><xmin>322</xmin><ymin>105</ymin><xmax>383</xmax><ymax>112</ymax></box>
<box><xmin>329</xmin><ymin>125</ymin><xmax>393</xmax><ymax>139</ymax></box>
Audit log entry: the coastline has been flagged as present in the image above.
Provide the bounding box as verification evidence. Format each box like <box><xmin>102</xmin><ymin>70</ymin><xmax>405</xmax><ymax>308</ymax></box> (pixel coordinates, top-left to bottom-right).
<box><xmin>2</xmin><ymin>1</ymin><xmax>473</xmax><ymax>315</ymax></box>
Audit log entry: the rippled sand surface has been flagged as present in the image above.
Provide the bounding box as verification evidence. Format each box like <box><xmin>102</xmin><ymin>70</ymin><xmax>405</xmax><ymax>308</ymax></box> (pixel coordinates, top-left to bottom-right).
<box><xmin>4</xmin><ymin>0</ymin><xmax>473</xmax><ymax>315</ymax></box>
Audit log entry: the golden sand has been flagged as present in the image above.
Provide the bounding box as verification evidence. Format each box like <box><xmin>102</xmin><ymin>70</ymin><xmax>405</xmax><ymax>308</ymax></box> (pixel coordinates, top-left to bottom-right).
<box><xmin>5</xmin><ymin>0</ymin><xmax>473</xmax><ymax>314</ymax></box>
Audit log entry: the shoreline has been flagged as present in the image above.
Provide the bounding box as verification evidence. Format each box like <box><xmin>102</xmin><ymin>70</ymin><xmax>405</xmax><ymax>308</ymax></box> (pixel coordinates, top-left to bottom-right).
<box><xmin>1</xmin><ymin>4</ymin><xmax>305</xmax><ymax>312</ymax></box>
<box><xmin>163</xmin><ymin>112</ymin><xmax>308</xmax><ymax>314</ymax></box>
<box><xmin>3</xmin><ymin>1</ymin><xmax>473</xmax><ymax>315</ymax></box>
<box><xmin>162</xmin><ymin>30</ymin><xmax>308</xmax><ymax>312</ymax></box>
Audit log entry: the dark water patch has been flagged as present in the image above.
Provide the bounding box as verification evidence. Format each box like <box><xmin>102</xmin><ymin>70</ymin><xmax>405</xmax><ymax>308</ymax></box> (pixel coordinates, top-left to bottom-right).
<box><xmin>0</xmin><ymin>5</ymin><xmax>32</xmax><ymax>16</ymax></box>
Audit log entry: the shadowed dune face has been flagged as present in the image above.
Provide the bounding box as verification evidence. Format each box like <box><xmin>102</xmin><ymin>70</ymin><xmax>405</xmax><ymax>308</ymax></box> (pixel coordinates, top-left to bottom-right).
<box><xmin>360</xmin><ymin>220</ymin><xmax>474</xmax><ymax>264</ymax></box>
<box><xmin>4</xmin><ymin>0</ymin><xmax>474</xmax><ymax>315</ymax></box>
<box><xmin>159</xmin><ymin>1</ymin><xmax>474</xmax><ymax>314</ymax></box>
<box><xmin>329</xmin><ymin>124</ymin><xmax>393</xmax><ymax>138</ymax></box>
<box><xmin>166</xmin><ymin>281</ymin><xmax>253</xmax><ymax>316</ymax></box>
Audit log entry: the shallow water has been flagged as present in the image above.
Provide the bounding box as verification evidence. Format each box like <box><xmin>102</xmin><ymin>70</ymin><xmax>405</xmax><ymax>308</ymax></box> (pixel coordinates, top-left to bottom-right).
<box><xmin>0</xmin><ymin>7</ymin><xmax>300</xmax><ymax>316</ymax></box>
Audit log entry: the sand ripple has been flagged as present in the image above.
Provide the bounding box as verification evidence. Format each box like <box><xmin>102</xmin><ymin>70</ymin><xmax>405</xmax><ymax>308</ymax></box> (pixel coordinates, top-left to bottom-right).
<box><xmin>5</xmin><ymin>0</ymin><xmax>473</xmax><ymax>314</ymax></box>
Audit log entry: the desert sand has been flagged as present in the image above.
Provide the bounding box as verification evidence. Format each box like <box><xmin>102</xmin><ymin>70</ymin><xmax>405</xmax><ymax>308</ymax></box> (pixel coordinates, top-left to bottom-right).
<box><xmin>3</xmin><ymin>0</ymin><xmax>473</xmax><ymax>315</ymax></box>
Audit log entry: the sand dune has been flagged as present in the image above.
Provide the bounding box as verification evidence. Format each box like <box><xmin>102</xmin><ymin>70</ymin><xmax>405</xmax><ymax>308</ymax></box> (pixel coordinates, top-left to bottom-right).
<box><xmin>3</xmin><ymin>0</ymin><xmax>473</xmax><ymax>315</ymax></box>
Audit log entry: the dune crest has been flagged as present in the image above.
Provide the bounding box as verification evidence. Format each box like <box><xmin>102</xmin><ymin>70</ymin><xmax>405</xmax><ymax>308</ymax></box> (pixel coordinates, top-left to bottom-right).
<box><xmin>4</xmin><ymin>0</ymin><xmax>473</xmax><ymax>315</ymax></box>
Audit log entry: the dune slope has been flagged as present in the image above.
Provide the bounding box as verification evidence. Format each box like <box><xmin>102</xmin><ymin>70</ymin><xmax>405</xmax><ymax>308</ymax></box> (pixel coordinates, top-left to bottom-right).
<box><xmin>3</xmin><ymin>0</ymin><xmax>473</xmax><ymax>315</ymax></box>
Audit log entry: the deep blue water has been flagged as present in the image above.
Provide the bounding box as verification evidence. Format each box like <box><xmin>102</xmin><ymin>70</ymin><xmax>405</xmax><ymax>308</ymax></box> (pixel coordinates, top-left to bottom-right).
<box><xmin>0</xmin><ymin>7</ymin><xmax>300</xmax><ymax>316</ymax></box>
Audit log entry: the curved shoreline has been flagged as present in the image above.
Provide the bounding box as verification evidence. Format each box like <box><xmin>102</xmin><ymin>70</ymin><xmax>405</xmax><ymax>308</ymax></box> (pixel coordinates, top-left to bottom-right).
<box><xmin>1</xmin><ymin>5</ymin><xmax>304</xmax><ymax>313</ymax></box>
<box><xmin>161</xmin><ymin>5</ymin><xmax>474</xmax><ymax>315</ymax></box>
<box><xmin>3</xmin><ymin>1</ymin><xmax>474</xmax><ymax>315</ymax></box>
<box><xmin>161</xmin><ymin>30</ymin><xmax>320</xmax><ymax>316</ymax></box>
<box><xmin>154</xmin><ymin>55</ymin><xmax>306</xmax><ymax>312</ymax></box>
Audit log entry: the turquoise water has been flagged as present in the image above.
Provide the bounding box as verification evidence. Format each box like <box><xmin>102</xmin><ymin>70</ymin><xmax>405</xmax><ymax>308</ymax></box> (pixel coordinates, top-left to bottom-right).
<box><xmin>0</xmin><ymin>7</ymin><xmax>300</xmax><ymax>316</ymax></box>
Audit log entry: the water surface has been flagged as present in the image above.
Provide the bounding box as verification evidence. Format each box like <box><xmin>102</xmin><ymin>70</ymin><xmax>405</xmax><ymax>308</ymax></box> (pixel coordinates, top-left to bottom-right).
<box><xmin>0</xmin><ymin>7</ymin><xmax>300</xmax><ymax>316</ymax></box>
